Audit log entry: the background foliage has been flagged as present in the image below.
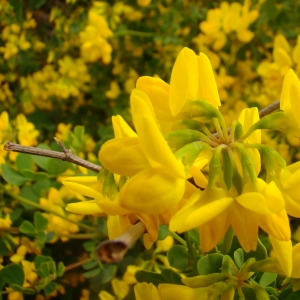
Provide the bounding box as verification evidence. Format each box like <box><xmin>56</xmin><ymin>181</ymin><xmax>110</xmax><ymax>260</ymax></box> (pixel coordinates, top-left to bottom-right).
<box><xmin>1</xmin><ymin>0</ymin><xmax>300</xmax><ymax>299</ymax></box>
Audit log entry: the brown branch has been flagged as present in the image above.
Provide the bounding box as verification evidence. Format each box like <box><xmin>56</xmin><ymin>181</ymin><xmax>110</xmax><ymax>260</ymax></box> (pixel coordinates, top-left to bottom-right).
<box><xmin>4</xmin><ymin>140</ymin><xmax>101</xmax><ymax>173</ymax></box>
<box><xmin>95</xmin><ymin>221</ymin><xmax>146</xmax><ymax>263</ymax></box>
<box><xmin>259</xmin><ymin>100</ymin><xmax>280</xmax><ymax>118</ymax></box>
<box><xmin>64</xmin><ymin>258</ymin><xmax>92</xmax><ymax>272</ymax></box>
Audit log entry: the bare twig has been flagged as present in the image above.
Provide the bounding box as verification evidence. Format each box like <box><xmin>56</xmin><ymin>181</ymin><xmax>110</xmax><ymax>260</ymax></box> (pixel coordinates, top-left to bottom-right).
<box><xmin>95</xmin><ymin>221</ymin><xmax>146</xmax><ymax>263</ymax></box>
<box><xmin>4</xmin><ymin>140</ymin><xmax>101</xmax><ymax>173</ymax></box>
<box><xmin>259</xmin><ymin>100</ymin><xmax>280</xmax><ymax>118</ymax></box>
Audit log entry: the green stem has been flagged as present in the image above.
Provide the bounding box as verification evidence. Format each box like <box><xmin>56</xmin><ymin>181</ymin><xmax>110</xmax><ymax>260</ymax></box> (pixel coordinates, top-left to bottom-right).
<box><xmin>57</xmin><ymin>233</ymin><xmax>100</xmax><ymax>239</ymax></box>
<box><xmin>221</xmin><ymin>226</ymin><xmax>233</xmax><ymax>255</ymax></box>
<box><xmin>184</xmin><ymin>231</ymin><xmax>198</xmax><ymax>274</ymax></box>
<box><xmin>169</xmin><ymin>231</ymin><xmax>187</xmax><ymax>246</ymax></box>
<box><xmin>0</xmin><ymin>184</ymin><xmax>96</xmax><ymax>232</ymax></box>
<box><xmin>112</xmin><ymin>30</ymin><xmax>155</xmax><ymax>38</ymax></box>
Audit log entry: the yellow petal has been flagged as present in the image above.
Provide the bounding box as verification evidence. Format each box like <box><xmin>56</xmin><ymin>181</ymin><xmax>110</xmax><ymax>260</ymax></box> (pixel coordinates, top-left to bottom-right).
<box><xmin>159</xmin><ymin>284</ymin><xmax>210</xmax><ymax>300</ymax></box>
<box><xmin>184</xmin><ymin>197</ymin><xmax>234</xmax><ymax>230</ymax></box>
<box><xmin>197</xmin><ymin>52</ymin><xmax>221</xmax><ymax>107</ymax></box>
<box><xmin>238</xmin><ymin>107</ymin><xmax>261</xmax><ymax>144</ymax></box>
<box><xmin>169</xmin><ymin>47</ymin><xmax>199</xmax><ymax>116</ymax></box>
<box><xmin>230</xmin><ymin>203</ymin><xmax>258</xmax><ymax>252</ymax></box>
<box><xmin>269</xmin><ymin>236</ymin><xmax>292</xmax><ymax>277</ymax></box>
<box><xmin>137</xmin><ymin>213</ymin><xmax>159</xmax><ymax>243</ymax></box>
<box><xmin>96</xmin><ymin>198</ymin><xmax>131</xmax><ymax>215</ymax></box>
<box><xmin>236</xmin><ymin>192</ymin><xmax>271</xmax><ymax>214</ymax></box>
<box><xmin>107</xmin><ymin>215</ymin><xmax>132</xmax><ymax>240</ymax></box>
<box><xmin>130</xmin><ymin>88</ymin><xmax>156</xmax><ymax>122</ymax></box>
<box><xmin>135</xmin><ymin>283</ymin><xmax>163</xmax><ymax>300</ymax></box>
<box><xmin>291</xmin><ymin>243</ymin><xmax>300</xmax><ymax>278</ymax></box>
<box><xmin>199</xmin><ymin>209</ymin><xmax>230</xmax><ymax>252</ymax></box>
<box><xmin>273</xmin><ymin>48</ymin><xmax>292</xmax><ymax>70</ymax></box>
<box><xmin>257</xmin><ymin>210</ymin><xmax>290</xmax><ymax>241</ymax></box>
<box><xmin>65</xmin><ymin>200</ymin><xmax>104</xmax><ymax>214</ymax></box>
<box><xmin>136</xmin><ymin>76</ymin><xmax>174</xmax><ymax>121</ymax></box>
<box><xmin>169</xmin><ymin>189</ymin><xmax>202</xmax><ymax>232</ymax></box>
<box><xmin>111</xmin><ymin>279</ymin><xmax>129</xmax><ymax>299</ymax></box>
<box><xmin>112</xmin><ymin>115</ymin><xmax>137</xmax><ymax>138</ymax></box>
<box><xmin>119</xmin><ymin>167</ymin><xmax>185</xmax><ymax>214</ymax></box>
<box><xmin>134</xmin><ymin>114</ymin><xmax>185</xmax><ymax>178</ymax></box>
<box><xmin>281</xmin><ymin>69</ymin><xmax>295</xmax><ymax>111</ymax></box>
<box><xmin>62</xmin><ymin>181</ymin><xmax>101</xmax><ymax>198</ymax></box>
<box><xmin>99</xmin><ymin>137</ymin><xmax>151</xmax><ymax>176</ymax></box>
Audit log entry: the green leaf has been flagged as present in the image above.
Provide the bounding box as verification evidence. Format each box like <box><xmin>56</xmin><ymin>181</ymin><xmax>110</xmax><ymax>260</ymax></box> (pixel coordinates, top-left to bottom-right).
<box><xmin>19</xmin><ymin>221</ymin><xmax>35</xmax><ymax>237</ymax></box>
<box><xmin>16</xmin><ymin>153</ymin><xmax>34</xmax><ymax>172</ymax></box>
<box><xmin>158</xmin><ymin>225</ymin><xmax>169</xmax><ymax>240</ymax></box>
<box><xmin>161</xmin><ymin>269</ymin><xmax>183</xmax><ymax>285</ymax></box>
<box><xmin>34</xmin><ymin>212</ymin><xmax>48</xmax><ymax>231</ymax></box>
<box><xmin>10</xmin><ymin>284</ymin><xmax>35</xmax><ymax>295</ymax></box>
<box><xmin>0</xmin><ymin>237</ymin><xmax>15</xmax><ymax>256</ymax></box>
<box><xmin>135</xmin><ymin>270</ymin><xmax>165</xmax><ymax>286</ymax></box>
<box><xmin>259</xmin><ymin>272</ymin><xmax>277</xmax><ymax>288</ymax></box>
<box><xmin>74</xmin><ymin>125</ymin><xmax>85</xmax><ymax>143</ymax></box>
<box><xmin>21</xmin><ymin>170</ymin><xmax>49</xmax><ymax>181</ymax></box>
<box><xmin>19</xmin><ymin>185</ymin><xmax>40</xmax><ymax>210</ymax></box>
<box><xmin>83</xmin><ymin>267</ymin><xmax>101</xmax><ymax>278</ymax></box>
<box><xmin>31</xmin><ymin>144</ymin><xmax>51</xmax><ymax>170</ymax></box>
<box><xmin>34</xmin><ymin>255</ymin><xmax>53</xmax><ymax>269</ymax></box>
<box><xmin>37</xmin><ymin>231</ymin><xmax>46</xmax><ymax>248</ymax></box>
<box><xmin>44</xmin><ymin>282</ymin><xmax>57</xmax><ymax>296</ymax></box>
<box><xmin>234</xmin><ymin>248</ymin><xmax>244</xmax><ymax>268</ymax></box>
<box><xmin>167</xmin><ymin>245</ymin><xmax>188</xmax><ymax>271</ymax></box>
<box><xmin>46</xmin><ymin>158</ymin><xmax>70</xmax><ymax>175</ymax></box>
<box><xmin>197</xmin><ymin>253</ymin><xmax>224</xmax><ymax>275</ymax></box>
<box><xmin>265</xmin><ymin>287</ymin><xmax>278</xmax><ymax>297</ymax></box>
<box><xmin>82</xmin><ymin>261</ymin><xmax>98</xmax><ymax>270</ymax></box>
<box><xmin>99</xmin><ymin>265</ymin><xmax>117</xmax><ymax>283</ymax></box>
<box><xmin>57</xmin><ymin>262</ymin><xmax>65</xmax><ymax>277</ymax></box>
<box><xmin>0</xmin><ymin>264</ymin><xmax>25</xmax><ymax>286</ymax></box>
<box><xmin>1</xmin><ymin>164</ymin><xmax>29</xmax><ymax>186</ymax></box>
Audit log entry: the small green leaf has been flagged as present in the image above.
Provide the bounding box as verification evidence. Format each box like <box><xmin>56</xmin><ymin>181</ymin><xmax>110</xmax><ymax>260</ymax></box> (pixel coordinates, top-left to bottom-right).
<box><xmin>37</xmin><ymin>231</ymin><xmax>46</xmax><ymax>248</ymax></box>
<box><xmin>21</xmin><ymin>170</ymin><xmax>49</xmax><ymax>181</ymax></box>
<box><xmin>99</xmin><ymin>264</ymin><xmax>117</xmax><ymax>283</ymax></box>
<box><xmin>34</xmin><ymin>255</ymin><xmax>53</xmax><ymax>269</ymax></box>
<box><xmin>82</xmin><ymin>261</ymin><xmax>98</xmax><ymax>270</ymax></box>
<box><xmin>19</xmin><ymin>185</ymin><xmax>40</xmax><ymax>210</ymax></box>
<box><xmin>158</xmin><ymin>225</ymin><xmax>169</xmax><ymax>240</ymax></box>
<box><xmin>57</xmin><ymin>262</ymin><xmax>65</xmax><ymax>277</ymax></box>
<box><xmin>11</xmin><ymin>284</ymin><xmax>35</xmax><ymax>295</ymax></box>
<box><xmin>46</xmin><ymin>158</ymin><xmax>70</xmax><ymax>175</ymax></box>
<box><xmin>34</xmin><ymin>212</ymin><xmax>48</xmax><ymax>231</ymax></box>
<box><xmin>135</xmin><ymin>271</ymin><xmax>165</xmax><ymax>286</ymax></box>
<box><xmin>234</xmin><ymin>248</ymin><xmax>244</xmax><ymax>268</ymax></box>
<box><xmin>31</xmin><ymin>144</ymin><xmax>51</xmax><ymax>170</ymax></box>
<box><xmin>161</xmin><ymin>269</ymin><xmax>183</xmax><ymax>285</ymax></box>
<box><xmin>44</xmin><ymin>282</ymin><xmax>57</xmax><ymax>296</ymax></box>
<box><xmin>16</xmin><ymin>153</ymin><xmax>34</xmax><ymax>172</ymax></box>
<box><xmin>167</xmin><ymin>245</ymin><xmax>188</xmax><ymax>271</ymax></box>
<box><xmin>1</xmin><ymin>164</ymin><xmax>29</xmax><ymax>186</ymax></box>
<box><xmin>83</xmin><ymin>267</ymin><xmax>101</xmax><ymax>278</ymax></box>
<box><xmin>19</xmin><ymin>221</ymin><xmax>35</xmax><ymax>237</ymax></box>
<box><xmin>197</xmin><ymin>253</ymin><xmax>224</xmax><ymax>275</ymax></box>
<box><xmin>0</xmin><ymin>264</ymin><xmax>25</xmax><ymax>286</ymax></box>
<box><xmin>259</xmin><ymin>272</ymin><xmax>277</xmax><ymax>288</ymax></box>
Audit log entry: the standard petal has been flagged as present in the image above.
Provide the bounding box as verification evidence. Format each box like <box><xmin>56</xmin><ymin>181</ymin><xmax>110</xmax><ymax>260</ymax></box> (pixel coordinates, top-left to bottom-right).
<box><xmin>169</xmin><ymin>47</ymin><xmax>199</xmax><ymax>116</ymax></box>
<box><xmin>197</xmin><ymin>52</ymin><xmax>221</xmax><ymax>107</ymax></box>
<box><xmin>99</xmin><ymin>137</ymin><xmax>151</xmax><ymax>176</ymax></box>
<box><xmin>65</xmin><ymin>200</ymin><xmax>104</xmax><ymax>214</ymax></box>
<box><xmin>119</xmin><ymin>167</ymin><xmax>186</xmax><ymax>214</ymax></box>
<box><xmin>269</xmin><ymin>236</ymin><xmax>292</xmax><ymax>277</ymax></box>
